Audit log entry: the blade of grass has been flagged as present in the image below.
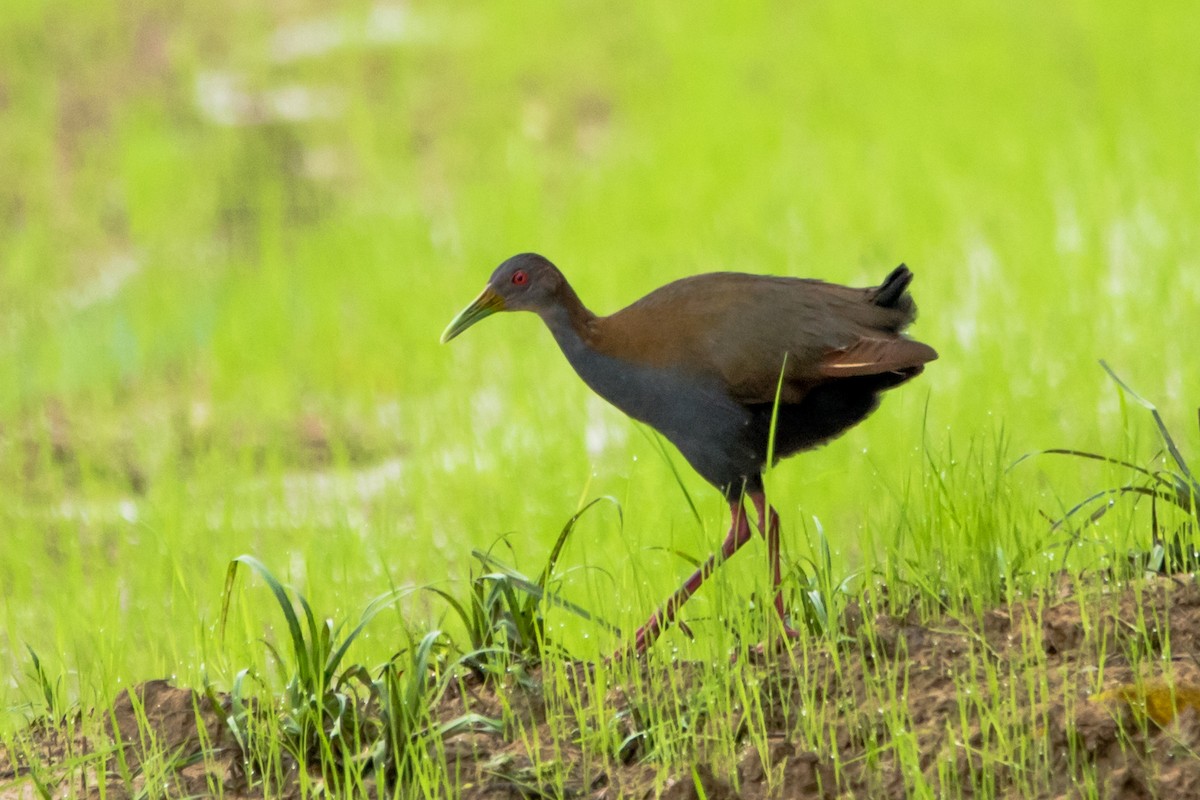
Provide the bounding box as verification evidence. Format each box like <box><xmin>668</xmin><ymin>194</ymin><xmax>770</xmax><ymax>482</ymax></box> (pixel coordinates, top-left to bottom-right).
<box><xmin>765</xmin><ymin>353</ymin><xmax>789</xmax><ymax>472</ymax></box>
<box><xmin>638</xmin><ymin>425</ymin><xmax>704</xmax><ymax>530</ymax></box>
<box><xmin>1049</xmin><ymin>485</ymin><xmax>1177</xmax><ymax>531</ymax></box>
<box><xmin>470</xmin><ymin>553</ymin><xmax>622</xmax><ymax>635</ymax></box>
<box><xmin>1101</xmin><ymin>360</ymin><xmax>1199</xmax><ymax>493</ymax></box>
<box><xmin>537</xmin><ymin>495</ymin><xmax>622</xmax><ymax>589</ymax></box>
<box><xmin>222</xmin><ymin>555</ymin><xmax>311</xmax><ymax>686</ymax></box>
<box><xmin>1009</xmin><ymin>448</ymin><xmax>1175</xmax><ymax>489</ymax></box>
<box><xmin>324</xmin><ymin>587</ymin><xmax>414</xmax><ymax>684</ymax></box>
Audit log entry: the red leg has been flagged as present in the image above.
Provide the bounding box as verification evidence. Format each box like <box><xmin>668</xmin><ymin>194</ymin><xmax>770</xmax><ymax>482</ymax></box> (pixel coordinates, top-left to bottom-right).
<box><xmin>631</xmin><ymin>499</ymin><xmax>753</xmax><ymax>654</ymax></box>
<box><xmin>749</xmin><ymin>492</ymin><xmax>799</xmax><ymax>640</ymax></box>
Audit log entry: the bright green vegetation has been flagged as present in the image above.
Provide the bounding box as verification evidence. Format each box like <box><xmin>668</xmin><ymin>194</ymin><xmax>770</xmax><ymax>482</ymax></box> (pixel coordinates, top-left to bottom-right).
<box><xmin>2</xmin><ymin>0</ymin><xmax>1199</xmax><ymax>795</ymax></box>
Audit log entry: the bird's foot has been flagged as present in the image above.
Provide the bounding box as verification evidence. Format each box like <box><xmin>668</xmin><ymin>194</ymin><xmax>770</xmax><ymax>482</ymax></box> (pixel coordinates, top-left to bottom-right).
<box><xmin>606</xmin><ymin>615</ymin><xmax>695</xmax><ymax>663</ymax></box>
<box><xmin>730</xmin><ymin>625</ymin><xmax>802</xmax><ymax>664</ymax></box>
<box><xmin>608</xmin><ymin>620</ymin><xmax>657</xmax><ymax>662</ymax></box>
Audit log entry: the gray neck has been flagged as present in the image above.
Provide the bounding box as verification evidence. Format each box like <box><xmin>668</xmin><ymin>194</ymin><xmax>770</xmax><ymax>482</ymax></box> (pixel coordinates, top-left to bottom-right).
<box><xmin>535</xmin><ymin>294</ymin><xmax>754</xmax><ymax>494</ymax></box>
<box><xmin>537</xmin><ymin>299</ymin><xmax>661</xmax><ymax>423</ymax></box>
<box><xmin>538</xmin><ymin>288</ymin><xmax>595</xmax><ymax>369</ymax></box>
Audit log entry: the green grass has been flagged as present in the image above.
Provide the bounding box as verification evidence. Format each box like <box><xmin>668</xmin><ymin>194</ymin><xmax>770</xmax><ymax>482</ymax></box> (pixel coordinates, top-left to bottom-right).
<box><xmin>2</xmin><ymin>0</ymin><xmax>1200</xmax><ymax>795</ymax></box>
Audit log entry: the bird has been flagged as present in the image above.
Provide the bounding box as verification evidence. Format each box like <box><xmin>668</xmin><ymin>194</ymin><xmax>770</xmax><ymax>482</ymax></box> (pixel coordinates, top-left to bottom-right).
<box><xmin>441</xmin><ymin>253</ymin><xmax>937</xmax><ymax>654</ymax></box>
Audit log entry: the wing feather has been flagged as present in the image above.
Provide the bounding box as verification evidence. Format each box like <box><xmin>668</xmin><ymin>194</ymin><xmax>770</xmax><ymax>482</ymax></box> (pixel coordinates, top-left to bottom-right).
<box><xmin>819</xmin><ymin>337</ymin><xmax>938</xmax><ymax>377</ymax></box>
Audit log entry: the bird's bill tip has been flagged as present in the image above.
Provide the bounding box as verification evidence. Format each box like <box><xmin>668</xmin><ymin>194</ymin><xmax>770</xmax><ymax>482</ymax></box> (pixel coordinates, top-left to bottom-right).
<box><xmin>440</xmin><ymin>286</ymin><xmax>506</xmax><ymax>343</ymax></box>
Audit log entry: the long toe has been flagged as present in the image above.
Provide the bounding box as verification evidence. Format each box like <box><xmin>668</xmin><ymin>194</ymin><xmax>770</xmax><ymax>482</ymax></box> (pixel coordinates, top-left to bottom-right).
<box><xmin>742</xmin><ymin>629</ymin><xmax>802</xmax><ymax>663</ymax></box>
<box><xmin>608</xmin><ymin>629</ymin><xmax>647</xmax><ymax>663</ymax></box>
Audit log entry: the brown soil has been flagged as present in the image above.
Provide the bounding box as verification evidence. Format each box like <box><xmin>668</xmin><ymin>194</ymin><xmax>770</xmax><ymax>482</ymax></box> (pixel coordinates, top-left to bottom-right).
<box><xmin>5</xmin><ymin>575</ymin><xmax>1200</xmax><ymax>799</ymax></box>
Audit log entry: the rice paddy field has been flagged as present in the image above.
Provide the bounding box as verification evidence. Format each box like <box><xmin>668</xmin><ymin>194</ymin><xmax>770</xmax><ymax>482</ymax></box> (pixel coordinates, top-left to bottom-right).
<box><xmin>3</xmin><ymin>1</ymin><xmax>1200</xmax><ymax>797</ymax></box>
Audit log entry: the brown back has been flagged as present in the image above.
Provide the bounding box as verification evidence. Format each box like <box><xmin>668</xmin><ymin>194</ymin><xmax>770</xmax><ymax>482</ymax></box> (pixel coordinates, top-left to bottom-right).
<box><xmin>589</xmin><ymin>271</ymin><xmax>936</xmax><ymax>405</ymax></box>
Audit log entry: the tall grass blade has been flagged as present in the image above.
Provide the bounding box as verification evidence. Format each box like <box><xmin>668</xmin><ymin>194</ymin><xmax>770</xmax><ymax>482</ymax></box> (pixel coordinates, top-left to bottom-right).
<box><xmin>1101</xmin><ymin>360</ymin><xmax>1199</xmax><ymax>493</ymax></box>
<box><xmin>1048</xmin><ymin>485</ymin><xmax>1175</xmax><ymax>531</ymax></box>
<box><xmin>222</xmin><ymin>555</ymin><xmax>312</xmax><ymax>689</ymax></box>
<box><xmin>424</xmin><ymin>586</ymin><xmax>479</xmax><ymax>641</ymax></box>
<box><xmin>537</xmin><ymin>495</ymin><xmax>622</xmax><ymax>588</ymax></box>
<box><xmin>23</xmin><ymin>646</ymin><xmax>59</xmax><ymax>719</ymax></box>
<box><xmin>639</xmin><ymin>426</ymin><xmax>704</xmax><ymax>530</ymax></box>
<box><xmin>765</xmin><ymin>353</ymin><xmax>789</xmax><ymax>472</ymax></box>
<box><xmin>1010</xmin><ymin>449</ymin><xmax>1173</xmax><ymax>488</ymax></box>
<box><xmin>324</xmin><ymin>587</ymin><xmax>413</xmax><ymax>684</ymax></box>
<box><xmin>645</xmin><ymin>546</ymin><xmax>703</xmax><ymax>569</ymax></box>
<box><xmin>470</xmin><ymin>551</ymin><xmax>622</xmax><ymax>634</ymax></box>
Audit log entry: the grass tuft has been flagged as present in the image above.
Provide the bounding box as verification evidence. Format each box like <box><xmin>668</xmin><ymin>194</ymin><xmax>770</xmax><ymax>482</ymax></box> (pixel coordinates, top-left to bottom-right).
<box><xmin>1015</xmin><ymin>361</ymin><xmax>1200</xmax><ymax>574</ymax></box>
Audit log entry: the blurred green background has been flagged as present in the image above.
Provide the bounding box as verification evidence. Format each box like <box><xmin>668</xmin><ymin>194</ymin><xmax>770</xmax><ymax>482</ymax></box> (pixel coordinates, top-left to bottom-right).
<box><xmin>2</xmin><ymin>0</ymin><xmax>1198</xmax><ymax>720</ymax></box>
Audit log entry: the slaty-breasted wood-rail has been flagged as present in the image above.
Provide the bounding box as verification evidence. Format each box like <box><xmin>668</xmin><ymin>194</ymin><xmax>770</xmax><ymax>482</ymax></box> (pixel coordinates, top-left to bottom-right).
<box><xmin>442</xmin><ymin>253</ymin><xmax>937</xmax><ymax>654</ymax></box>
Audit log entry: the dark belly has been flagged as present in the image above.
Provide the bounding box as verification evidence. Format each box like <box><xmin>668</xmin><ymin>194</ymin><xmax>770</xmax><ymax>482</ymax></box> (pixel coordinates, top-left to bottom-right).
<box><xmin>564</xmin><ymin>338</ymin><xmax>917</xmax><ymax>499</ymax></box>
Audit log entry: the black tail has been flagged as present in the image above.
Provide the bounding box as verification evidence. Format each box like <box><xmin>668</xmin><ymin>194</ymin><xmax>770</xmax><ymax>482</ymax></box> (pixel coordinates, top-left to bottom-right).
<box><xmin>872</xmin><ymin>263</ymin><xmax>913</xmax><ymax>309</ymax></box>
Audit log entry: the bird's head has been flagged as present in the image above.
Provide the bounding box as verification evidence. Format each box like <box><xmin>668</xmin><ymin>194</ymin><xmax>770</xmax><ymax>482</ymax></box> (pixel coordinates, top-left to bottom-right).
<box><xmin>440</xmin><ymin>253</ymin><xmax>564</xmax><ymax>343</ymax></box>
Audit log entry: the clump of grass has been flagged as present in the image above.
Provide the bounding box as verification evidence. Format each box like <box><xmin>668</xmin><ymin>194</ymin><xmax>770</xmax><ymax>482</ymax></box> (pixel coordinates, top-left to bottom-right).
<box><xmin>218</xmin><ymin>555</ymin><xmax>497</xmax><ymax>793</ymax></box>
<box><xmin>783</xmin><ymin>516</ymin><xmax>860</xmax><ymax>637</ymax></box>
<box><xmin>207</xmin><ymin>497</ymin><xmax>627</xmax><ymax>794</ymax></box>
<box><xmin>360</xmin><ymin>629</ymin><xmax>500</xmax><ymax>786</ymax></box>
<box><xmin>429</xmin><ymin>496</ymin><xmax>622</xmax><ymax>681</ymax></box>
<box><xmin>20</xmin><ymin>646</ymin><xmax>72</xmax><ymax>726</ymax></box>
<box><xmin>220</xmin><ymin>556</ymin><xmax>406</xmax><ymax>765</ymax></box>
<box><xmin>1016</xmin><ymin>361</ymin><xmax>1200</xmax><ymax>574</ymax></box>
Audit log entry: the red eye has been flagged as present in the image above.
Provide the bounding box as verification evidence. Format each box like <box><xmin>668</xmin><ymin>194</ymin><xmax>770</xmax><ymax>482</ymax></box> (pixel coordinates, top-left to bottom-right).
<box><xmin>511</xmin><ymin>270</ymin><xmax>529</xmax><ymax>286</ymax></box>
